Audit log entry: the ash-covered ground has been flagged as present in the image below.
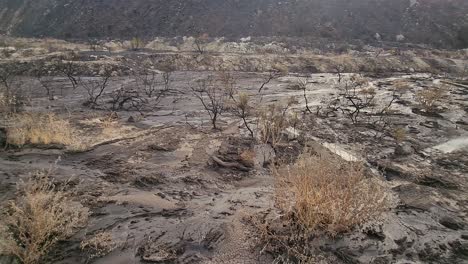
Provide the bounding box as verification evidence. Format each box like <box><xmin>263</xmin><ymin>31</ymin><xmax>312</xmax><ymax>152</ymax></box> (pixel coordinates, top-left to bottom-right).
<box><xmin>0</xmin><ymin>38</ymin><xmax>468</xmax><ymax>264</ymax></box>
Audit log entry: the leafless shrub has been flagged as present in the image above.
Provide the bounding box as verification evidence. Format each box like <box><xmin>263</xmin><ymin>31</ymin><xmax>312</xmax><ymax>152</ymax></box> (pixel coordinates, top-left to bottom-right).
<box><xmin>297</xmin><ymin>77</ymin><xmax>313</xmax><ymax>114</ymax></box>
<box><xmin>4</xmin><ymin>112</ymin><xmax>75</xmax><ymax>147</ymax></box>
<box><xmin>191</xmin><ymin>74</ymin><xmax>231</xmax><ymax>129</ymax></box>
<box><xmin>116</xmin><ymin>63</ymin><xmax>174</xmax><ymax>113</ymax></box>
<box><xmin>230</xmin><ymin>92</ymin><xmax>255</xmax><ymax>138</ymax></box>
<box><xmin>109</xmin><ymin>85</ymin><xmax>146</xmax><ymax>112</ymax></box>
<box><xmin>0</xmin><ymin>169</ymin><xmax>89</xmax><ymax>264</ymax></box>
<box><xmin>80</xmin><ymin>68</ymin><xmax>112</xmax><ymax>108</ymax></box>
<box><xmin>193</xmin><ymin>33</ymin><xmax>209</xmax><ymax>55</ymax></box>
<box><xmin>258</xmin><ymin>66</ymin><xmax>288</xmax><ymax>93</ymax></box>
<box><xmin>339</xmin><ymin>75</ymin><xmax>375</xmax><ymax>124</ymax></box>
<box><xmin>55</xmin><ymin>60</ymin><xmax>79</xmax><ymax>90</ymax></box>
<box><xmin>80</xmin><ymin>231</ymin><xmax>117</xmax><ymax>260</ymax></box>
<box><xmin>88</xmin><ymin>39</ymin><xmax>99</xmax><ymax>51</ymax></box>
<box><xmin>0</xmin><ymin>64</ymin><xmax>26</xmax><ymax>114</ymax></box>
<box><xmin>134</xmin><ymin>68</ymin><xmax>172</xmax><ymax>101</ymax></box>
<box><xmin>33</xmin><ymin>62</ymin><xmax>55</xmax><ymax>100</ymax></box>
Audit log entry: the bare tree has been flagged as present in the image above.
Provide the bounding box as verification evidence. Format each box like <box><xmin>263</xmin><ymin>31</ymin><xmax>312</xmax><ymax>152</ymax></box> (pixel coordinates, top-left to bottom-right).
<box><xmin>33</xmin><ymin>63</ymin><xmax>55</xmax><ymax>100</ymax></box>
<box><xmin>56</xmin><ymin>60</ymin><xmax>79</xmax><ymax>90</ymax></box>
<box><xmin>190</xmin><ymin>75</ymin><xmax>229</xmax><ymax>130</ymax></box>
<box><xmin>109</xmin><ymin>85</ymin><xmax>146</xmax><ymax>112</ymax></box>
<box><xmin>0</xmin><ymin>64</ymin><xmax>26</xmax><ymax>113</ymax></box>
<box><xmin>80</xmin><ymin>68</ymin><xmax>112</xmax><ymax>108</ymax></box>
<box><xmin>88</xmin><ymin>39</ymin><xmax>99</xmax><ymax>51</ymax></box>
<box><xmin>258</xmin><ymin>66</ymin><xmax>288</xmax><ymax>93</ymax></box>
<box><xmin>334</xmin><ymin>65</ymin><xmax>345</xmax><ymax>83</ymax></box>
<box><xmin>297</xmin><ymin>77</ymin><xmax>313</xmax><ymax>114</ymax></box>
<box><xmin>193</xmin><ymin>33</ymin><xmax>209</xmax><ymax>55</ymax></box>
<box><xmin>337</xmin><ymin>76</ymin><xmax>376</xmax><ymax>124</ymax></box>
<box><xmin>230</xmin><ymin>92</ymin><xmax>255</xmax><ymax>138</ymax></box>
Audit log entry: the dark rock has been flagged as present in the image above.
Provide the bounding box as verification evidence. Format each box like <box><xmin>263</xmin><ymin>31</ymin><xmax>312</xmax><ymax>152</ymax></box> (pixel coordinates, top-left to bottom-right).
<box><xmin>127</xmin><ymin>116</ymin><xmax>136</xmax><ymax>123</ymax></box>
<box><xmin>440</xmin><ymin>217</ymin><xmax>464</xmax><ymax>230</ymax></box>
<box><xmin>394</xmin><ymin>144</ymin><xmax>414</xmax><ymax>156</ymax></box>
<box><xmin>0</xmin><ymin>128</ymin><xmax>6</xmax><ymax>147</ymax></box>
<box><xmin>449</xmin><ymin>240</ymin><xmax>468</xmax><ymax>258</ymax></box>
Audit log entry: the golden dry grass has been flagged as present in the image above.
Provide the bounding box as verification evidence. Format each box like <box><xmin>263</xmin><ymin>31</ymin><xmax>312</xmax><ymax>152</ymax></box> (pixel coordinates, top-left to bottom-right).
<box><xmin>0</xmin><ymin>170</ymin><xmax>89</xmax><ymax>264</ymax></box>
<box><xmin>275</xmin><ymin>153</ymin><xmax>388</xmax><ymax>236</ymax></box>
<box><xmin>5</xmin><ymin>113</ymin><xmax>74</xmax><ymax>147</ymax></box>
<box><xmin>80</xmin><ymin>231</ymin><xmax>117</xmax><ymax>260</ymax></box>
<box><xmin>415</xmin><ymin>86</ymin><xmax>447</xmax><ymax>112</ymax></box>
<box><xmin>392</xmin><ymin>127</ymin><xmax>407</xmax><ymax>143</ymax></box>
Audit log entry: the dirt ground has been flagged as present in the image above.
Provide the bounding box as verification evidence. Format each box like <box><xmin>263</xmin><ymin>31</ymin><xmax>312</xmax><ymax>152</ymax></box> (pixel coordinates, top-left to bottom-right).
<box><xmin>1</xmin><ymin>40</ymin><xmax>468</xmax><ymax>264</ymax></box>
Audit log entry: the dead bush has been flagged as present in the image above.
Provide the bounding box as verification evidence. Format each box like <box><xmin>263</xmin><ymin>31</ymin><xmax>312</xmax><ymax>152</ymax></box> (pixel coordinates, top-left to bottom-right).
<box><xmin>230</xmin><ymin>92</ymin><xmax>255</xmax><ymax>138</ymax></box>
<box><xmin>415</xmin><ymin>86</ymin><xmax>446</xmax><ymax>112</ymax></box>
<box><xmin>275</xmin><ymin>153</ymin><xmax>388</xmax><ymax>236</ymax></box>
<box><xmin>193</xmin><ymin>33</ymin><xmax>209</xmax><ymax>54</ymax></box>
<box><xmin>341</xmin><ymin>76</ymin><xmax>375</xmax><ymax>124</ymax></box>
<box><xmin>80</xmin><ymin>67</ymin><xmax>112</xmax><ymax>108</ymax></box>
<box><xmin>0</xmin><ymin>64</ymin><xmax>27</xmax><ymax>114</ymax></box>
<box><xmin>257</xmin><ymin>101</ymin><xmax>293</xmax><ymax>148</ymax></box>
<box><xmin>0</xmin><ymin>170</ymin><xmax>89</xmax><ymax>264</ymax></box>
<box><xmin>80</xmin><ymin>231</ymin><xmax>117</xmax><ymax>260</ymax></box>
<box><xmin>4</xmin><ymin>113</ymin><xmax>75</xmax><ymax>147</ymax></box>
<box><xmin>191</xmin><ymin>74</ymin><xmax>231</xmax><ymax>129</ymax></box>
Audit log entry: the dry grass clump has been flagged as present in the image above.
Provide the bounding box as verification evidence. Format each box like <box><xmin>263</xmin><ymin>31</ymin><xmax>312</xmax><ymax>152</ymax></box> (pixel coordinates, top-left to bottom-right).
<box><xmin>0</xmin><ymin>170</ymin><xmax>89</xmax><ymax>264</ymax></box>
<box><xmin>4</xmin><ymin>113</ymin><xmax>75</xmax><ymax>147</ymax></box>
<box><xmin>80</xmin><ymin>231</ymin><xmax>117</xmax><ymax>259</ymax></box>
<box><xmin>275</xmin><ymin>153</ymin><xmax>388</xmax><ymax>236</ymax></box>
<box><xmin>257</xmin><ymin>101</ymin><xmax>294</xmax><ymax>148</ymax></box>
<box><xmin>239</xmin><ymin>149</ymin><xmax>256</xmax><ymax>168</ymax></box>
<box><xmin>415</xmin><ymin>86</ymin><xmax>447</xmax><ymax>112</ymax></box>
<box><xmin>392</xmin><ymin>127</ymin><xmax>407</xmax><ymax>143</ymax></box>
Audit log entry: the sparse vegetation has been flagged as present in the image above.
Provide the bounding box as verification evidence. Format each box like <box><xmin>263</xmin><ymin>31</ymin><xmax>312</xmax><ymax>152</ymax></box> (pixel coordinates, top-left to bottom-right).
<box><xmin>392</xmin><ymin>127</ymin><xmax>407</xmax><ymax>143</ymax></box>
<box><xmin>249</xmin><ymin>152</ymin><xmax>389</xmax><ymax>262</ymax></box>
<box><xmin>80</xmin><ymin>67</ymin><xmax>112</xmax><ymax>108</ymax></box>
<box><xmin>275</xmin><ymin>153</ymin><xmax>388</xmax><ymax>235</ymax></box>
<box><xmin>257</xmin><ymin>101</ymin><xmax>293</xmax><ymax>148</ymax></box>
<box><xmin>193</xmin><ymin>33</ymin><xmax>209</xmax><ymax>54</ymax></box>
<box><xmin>0</xmin><ymin>64</ymin><xmax>26</xmax><ymax>114</ymax></box>
<box><xmin>131</xmin><ymin>37</ymin><xmax>144</xmax><ymax>51</ymax></box>
<box><xmin>191</xmin><ymin>74</ymin><xmax>231</xmax><ymax>129</ymax></box>
<box><xmin>297</xmin><ymin>77</ymin><xmax>313</xmax><ymax>114</ymax></box>
<box><xmin>3</xmin><ymin>113</ymin><xmax>75</xmax><ymax>147</ymax></box>
<box><xmin>416</xmin><ymin>86</ymin><xmax>447</xmax><ymax>113</ymax></box>
<box><xmin>334</xmin><ymin>75</ymin><xmax>376</xmax><ymax>124</ymax></box>
<box><xmin>0</xmin><ymin>169</ymin><xmax>89</xmax><ymax>264</ymax></box>
<box><xmin>80</xmin><ymin>232</ymin><xmax>117</xmax><ymax>260</ymax></box>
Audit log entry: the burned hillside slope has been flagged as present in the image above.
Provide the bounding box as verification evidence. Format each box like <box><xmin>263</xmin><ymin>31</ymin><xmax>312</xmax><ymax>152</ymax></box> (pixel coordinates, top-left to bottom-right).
<box><xmin>0</xmin><ymin>0</ymin><xmax>468</xmax><ymax>48</ymax></box>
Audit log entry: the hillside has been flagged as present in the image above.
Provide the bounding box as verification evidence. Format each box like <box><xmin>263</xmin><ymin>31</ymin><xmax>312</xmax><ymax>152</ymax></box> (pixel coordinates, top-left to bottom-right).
<box><xmin>0</xmin><ymin>0</ymin><xmax>468</xmax><ymax>48</ymax></box>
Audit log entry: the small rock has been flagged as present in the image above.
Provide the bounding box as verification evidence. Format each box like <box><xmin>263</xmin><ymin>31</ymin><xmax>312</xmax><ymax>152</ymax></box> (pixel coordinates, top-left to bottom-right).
<box><xmin>394</xmin><ymin>144</ymin><xmax>414</xmax><ymax>156</ymax></box>
<box><xmin>127</xmin><ymin>116</ymin><xmax>136</xmax><ymax>123</ymax></box>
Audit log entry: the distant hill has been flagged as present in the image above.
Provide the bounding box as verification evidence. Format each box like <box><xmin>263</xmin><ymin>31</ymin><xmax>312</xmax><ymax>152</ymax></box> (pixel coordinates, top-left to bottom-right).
<box><xmin>1</xmin><ymin>0</ymin><xmax>467</xmax><ymax>48</ymax></box>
